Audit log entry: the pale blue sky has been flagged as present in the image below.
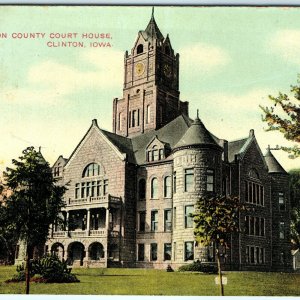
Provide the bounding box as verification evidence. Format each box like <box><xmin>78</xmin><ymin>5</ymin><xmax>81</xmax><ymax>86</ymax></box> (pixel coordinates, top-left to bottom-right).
<box><xmin>1</xmin><ymin>6</ymin><xmax>300</xmax><ymax>171</ymax></box>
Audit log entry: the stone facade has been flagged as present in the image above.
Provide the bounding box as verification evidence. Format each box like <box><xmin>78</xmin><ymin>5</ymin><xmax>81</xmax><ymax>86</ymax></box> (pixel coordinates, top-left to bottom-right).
<box><xmin>14</xmin><ymin>12</ymin><xmax>293</xmax><ymax>271</ymax></box>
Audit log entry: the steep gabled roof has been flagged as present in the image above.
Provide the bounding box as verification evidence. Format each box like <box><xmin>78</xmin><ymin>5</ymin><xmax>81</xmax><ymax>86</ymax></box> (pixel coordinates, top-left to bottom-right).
<box><xmin>264</xmin><ymin>148</ymin><xmax>287</xmax><ymax>174</ymax></box>
<box><xmin>65</xmin><ymin>119</ymin><xmax>127</xmax><ymax>168</ymax></box>
<box><xmin>228</xmin><ymin>137</ymin><xmax>248</xmax><ymax>163</ymax></box>
<box><xmin>140</xmin><ymin>8</ymin><xmax>164</xmax><ymax>41</ymax></box>
<box><xmin>174</xmin><ymin>116</ymin><xmax>221</xmax><ymax>150</ymax></box>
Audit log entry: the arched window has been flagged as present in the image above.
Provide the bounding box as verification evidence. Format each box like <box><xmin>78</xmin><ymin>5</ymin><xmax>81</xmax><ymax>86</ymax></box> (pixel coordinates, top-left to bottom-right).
<box><xmin>82</xmin><ymin>163</ymin><xmax>100</xmax><ymax>178</ymax></box>
<box><xmin>139</xmin><ymin>179</ymin><xmax>146</xmax><ymax>200</ymax></box>
<box><xmin>151</xmin><ymin>177</ymin><xmax>158</xmax><ymax>199</ymax></box>
<box><xmin>164</xmin><ymin>176</ymin><xmax>172</xmax><ymax>198</ymax></box>
<box><xmin>137</xmin><ymin>44</ymin><xmax>143</xmax><ymax>54</ymax></box>
<box><xmin>152</xmin><ymin>145</ymin><xmax>159</xmax><ymax>161</ymax></box>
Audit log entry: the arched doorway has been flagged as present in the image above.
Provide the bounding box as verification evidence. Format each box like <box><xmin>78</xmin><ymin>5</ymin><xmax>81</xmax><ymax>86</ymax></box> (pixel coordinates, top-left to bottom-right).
<box><xmin>89</xmin><ymin>242</ymin><xmax>104</xmax><ymax>260</ymax></box>
<box><xmin>51</xmin><ymin>242</ymin><xmax>64</xmax><ymax>261</ymax></box>
<box><xmin>67</xmin><ymin>242</ymin><xmax>85</xmax><ymax>266</ymax></box>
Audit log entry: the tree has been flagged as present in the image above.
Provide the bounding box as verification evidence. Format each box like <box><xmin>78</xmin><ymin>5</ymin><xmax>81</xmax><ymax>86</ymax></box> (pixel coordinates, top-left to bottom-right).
<box><xmin>1</xmin><ymin>147</ymin><xmax>66</xmax><ymax>294</ymax></box>
<box><xmin>260</xmin><ymin>75</ymin><xmax>300</xmax><ymax>158</ymax></box>
<box><xmin>193</xmin><ymin>195</ymin><xmax>242</xmax><ymax>296</ymax></box>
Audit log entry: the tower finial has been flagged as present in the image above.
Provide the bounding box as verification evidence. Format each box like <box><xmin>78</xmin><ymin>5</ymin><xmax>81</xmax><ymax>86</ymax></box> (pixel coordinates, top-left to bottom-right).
<box><xmin>196</xmin><ymin>109</ymin><xmax>199</xmax><ymax>119</ymax></box>
<box><xmin>152</xmin><ymin>6</ymin><xmax>154</xmax><ymax>19</ymax></box>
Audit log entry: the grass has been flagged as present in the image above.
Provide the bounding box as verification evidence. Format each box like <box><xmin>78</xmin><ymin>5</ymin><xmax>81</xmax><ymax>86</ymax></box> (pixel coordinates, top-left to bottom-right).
<box><xmin>0</xmin><ymin>266</ymin><xmax>299</xmax><ymax>295</ymax></box>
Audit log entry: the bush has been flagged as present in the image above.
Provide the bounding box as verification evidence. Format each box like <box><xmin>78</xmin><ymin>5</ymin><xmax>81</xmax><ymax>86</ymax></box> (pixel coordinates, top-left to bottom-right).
<box><xmin>7</xmin><ymin>254</ymin><xmax>79</xmax><ymax>283</ymax></box>
<box><xmin>178</xmin><ymin>261</ymin><xmax>218</xmax><ymax>274</ymax></box>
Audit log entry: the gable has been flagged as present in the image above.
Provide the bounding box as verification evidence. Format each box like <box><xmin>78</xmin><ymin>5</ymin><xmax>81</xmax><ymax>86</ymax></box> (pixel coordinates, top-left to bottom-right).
<box><xmin>65</xmin><ymin>121</ymin><xmax>126</xmax><ymax>171</ymax></box>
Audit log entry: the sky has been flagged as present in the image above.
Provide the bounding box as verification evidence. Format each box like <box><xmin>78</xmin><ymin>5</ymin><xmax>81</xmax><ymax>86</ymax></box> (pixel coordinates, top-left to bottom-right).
<box><xmin>1</xmin><ymin>6</ymin><xmax>300</xmax><ymax>172</ymax></box>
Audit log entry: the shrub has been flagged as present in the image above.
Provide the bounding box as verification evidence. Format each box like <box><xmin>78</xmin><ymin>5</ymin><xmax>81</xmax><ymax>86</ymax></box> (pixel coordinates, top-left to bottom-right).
<box><xmin>178</xmin><ymin>261</ymin><xmax>218</xmax><ymax>274</ymax></box>
<box><xmin>7</xmin><ymin>254</ymin><xmax>79</xmax><ymax>283</ymax></box>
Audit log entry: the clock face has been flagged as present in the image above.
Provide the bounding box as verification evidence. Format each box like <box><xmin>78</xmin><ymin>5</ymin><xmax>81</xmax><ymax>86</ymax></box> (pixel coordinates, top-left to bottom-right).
<box><xmin>163</xmin><ymin>64</ymin><xmax>172</xmax><ymax>78</ymax></box>
<box><xmin>135</xmin><ymin>62</ymin><xmax>145</xmax><ymax>76</ymax></box>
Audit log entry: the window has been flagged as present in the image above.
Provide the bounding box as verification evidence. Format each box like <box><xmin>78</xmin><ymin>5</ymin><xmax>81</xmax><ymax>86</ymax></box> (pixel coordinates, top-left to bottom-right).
<box><xmin>97</xmin><ymin>180</ymin><xmax>102</xmax><ymax>196</ymax></box>
<box><xmin>246</xmin><ymin>246</ymin><xmax>265</xmax><ymax>264</ymax></box>
<box><xmin>279</xmin><ymin>222</ymin><xmax>285</xmax><ymax>239</ymax></box>
<box><xmin>132</xmin><ymin>110</ymin><xmax>138</xmax><ymax>127</ymax></box>
<box><xmin>185</xmin><ymin>205</ymin><xmax>194</xmax><ymax>228</ymax></box>
<box><xmin>118</xmin><ymin>112</ymin><xmax>122</xmax><ymax>131</ymax></box>
<box><xmin>91</xmin><ymin>181</ymin><xmax>96</xmax><ymax>197</ymax></box>
<box><xmin>150</xmin><ymin>243</ymin><xmax>157</xmax><ymax>261</ymax></box>
<box><xmin>173</xmin><ymin>207</ymin><xmax>176</xmax><ymax>229</ymax></box>
<box><xmin>173</xmin><ymin>172</ymin><xmax>176</xmax><ymax>193</ymax></box>
<box><xmin>151</xmin><ymin>211</ymin><xmax>158</xmax><ymax>231</ymax></box>
<box><xmin>139</xmin><ymin>212</ymin><xmax>146</xmax><ymax>232</ymax></box>
<box><xmin>164</xmin><ymin>176</ymin><xmax>172</xmax><ymax>198</ymax></box>
<box><xmin>103</xmin><ymin>180</ymin><xmax>108</xmax><ymax>195</ymax></box>
<box><xmin>279</xmin><ymin>193</ymin><xmax>285</xmax><ymax>211</ymax></box>
<box><xmin>75</xmin><ymin>183</ymin><xmax>80</xmax><ymax>199</ymax></box>
<box><xmin>137</xmin><ymin>44</ymin><xmax>143</xmax><ymax>54</ymax></box>
<box><xmin>151</xmin><ymin>178</ymin><xmax>158</xmax><ymax>199</ymax></box>
<box><xmin>245</xmin><ymin>216</ymin><xmax>265</xmax><ymax>237</ymax></box>
<box><xmin>137</xmin><ymin>244</ymin><xmax>144</xmax><ymax>261</ymax></box>
<box><xmin>83</xmin><ymin>163</ymin><xmax>100</xmax><ymax>178</ymax></box>
<box><xmin>139</xmin><ymin>179</ymin><xmax>146</xmax><ymax>200</ymax></box>
<box><xmin>184</xmin><ymin>168</ymin><xmax>194</xmax><ymax>192</ymax></box>
<box><xmin>152</xmin><ymin>146</ymin><xmax>159</xmax><ymax>161</ymax></box>
<box><xmin>164</xmin><ymin>243</ymin><xmax>172</xmax><ymax>261</ymax></box>
<box><xmin>146</xmin><ymin>105</ymin><xmax>151</xmax><ymax>124</ymax></box>
<box><xmin>173</xmin><ymin>242</ymin><xmax>176</xmax><ymax>261</ymax></box>
<box><xmin>164</xmin><ymin>210</ymin><xmax>172</xmax><ymax>232</ymax></box>
<box><xmin>245</xmin><ymin>181</ymin><xmax>264</xmax><ymax>206</ymax></box>
<box><xmin>206</xmin><ymin>169</ymin><xmax>214</xmax><ymax>192</ymax></box>
<box><xmin>185</xmin><ymin>242</ymin><xmax>194</xmax><ymax>261</ymax></box>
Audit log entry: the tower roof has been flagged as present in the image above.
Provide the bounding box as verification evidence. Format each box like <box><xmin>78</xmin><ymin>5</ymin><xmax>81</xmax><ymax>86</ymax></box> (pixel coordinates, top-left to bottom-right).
<box><xmin>264</xmin><ymin>148</ymin><xmax>287</xmax><ymax>174</ymax></box>
<box><xmin>142</xmin><ymin>8</ymin><xmax>164</xmax><ymax>41</ymax></box>
<box><xmin>174</xmin><ymin>114</ymin><xmax>221</xmax><ymax>150</ymax></box>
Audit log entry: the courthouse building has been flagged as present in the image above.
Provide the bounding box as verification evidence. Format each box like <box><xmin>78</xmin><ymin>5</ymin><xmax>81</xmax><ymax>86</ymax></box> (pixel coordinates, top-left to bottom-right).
<box><xmin>43</xmin><ymin>12</ymin><xmax>291</xmax><ymax>270</ymax></box>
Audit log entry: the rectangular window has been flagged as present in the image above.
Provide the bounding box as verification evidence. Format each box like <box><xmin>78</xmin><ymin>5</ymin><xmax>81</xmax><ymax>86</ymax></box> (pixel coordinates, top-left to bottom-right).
<box><xmin>255</xmin><ymin>217</ymin><xmax>260</xmax><ymax>236</ymax></box>
<box><xmin>185</xmin><ymin>168</ymin><xmax>194</xmax><ymax>192</ymax></box>
<box><xmin>146</xmin><ymin>105</ymin><xmax>151</xmax><ymax>124</ymax></box>
<box><xmin>164</xmin><ymin>176</ymin><xmax>172</xmax><ymax>198</ymax></box>
<box><xmin>279</xmin><ymin>221</ymin><xmax>285</xmax><ymax>239</ymax></box>
<box><xmin>173</xmin><ymin>172</ymin><xmax>176</xmax><ymax>193</ymax></box>
<box><xmin>150</xmin><ymin>243</ymin><xmax>157</xmax><ymax>261</ymax></box>
<box><xmin>206</xmin><ymin>169</ymin><xmax>214</xmax><ymax>192</ymax></box>
<box><xmin>103</xmin><ymin>180</ymin><xmax>108</xmax><ymax>195</ymax></box>
<box><xmin>86</xmin><ymin>182</ymin><xmax>90</xmax><ymax>197</ymax></box>
<box><xmin>139</xmin><ymin>212</ymin><xmax>146</xmax><ymax>232</ymax></box>
<box><xmin>245</xmin><ymin>216</ymin><xmax>249</xmax><ymax>235</ymax></box>
<box><xmin>128</xmin><ymin>111</ymin><xmax>131</xmax><ymax>128</ymax></box>
<box><xmin>173</xmin><ymin>242</ymin><xmax>176</xmax><ymax>261</ymax></box>
<box><xmin>118</xmin><ymin>112</ymin><xmax>122</xmax><ymax>131</ymax></box>
<box><xmin>250</xmin><ymin>246</ymin><xmax>255</xmax><ymax>264</ymax></box>
<box><xmin>91</xmin><ymin>181</ymin><xmax>96</xmax><ymax>197</ymax></box>
<box><xmin>151</xmin><ymin>211</ymin><xmax>158</xmax><ymax>231</ymax></box>
<box><xmin>81</xmin><ymin>182</ymin><xmax>86</xmax><ymax>198</ymax></box>
<box><xmin>249</xmin><ymin>183</ymin><xmax>253</xmax><ymax>203</ymax></box>
<box><xmin>185</xmin><ymin>205</ymin><xmax>194</xmax><ymax>228</ymax></box>
<box><xmin>260</xmin><ymin>218</ymin><xmax>265</xmax><ymax>236</ymax></box>
<box><xmin>75</xmin><ymin>183</ymin><xmax>80</xmax><ymax>199</ymax></box>
<box><xmin>173</xmin><ymin>207</ymin><xmax>176</xmax><ymax>229</ymax></box>
<box><xmin>279</xmin><ymin>192</ymin><xmax>285</xmax><ymax>211</ymax></box>
<box><xmin>132</xmin><ymin>110</ymin><xmax>137</xmax><ymax>127</ymax></box>
<box><xmin>137</xmin><ymin>244</ymin><xmax>144</xmax><ymax>261</ymax></box>
<box><xmin>164</xmin><ymin>210</ymin><xmax>172</xmax><ymax>232</ymax></box>
<box><xmin>245</xmin><ymin>246</ymin><xmax>249</xmax><ymax>264</ymax></box>
<box><xmin>250</xmin><ymin>216</ymin><xmax>254</xmax><ymax>235</ymax></box>
<box><xmin>137</xmin><ymin>109</ymin><xmax>140</xmax><ymax>126</ymax></box>
<box><xmin>245</xmin><ymin>181</ymin><xmax>248</xmax><ymax>202</ymax></box>
<box><xmin>184</xmin><ymin>242</ymin><xmax>194</xmax><ymax>261</ymax></box>
<box><xmin>164</xmin><ymin>243</ymin><xmax>172</xmax><ymax>261</ymax></box>
<box><xmin>97</xmin><ymin>180</ymin><xmax>102</xmax><ymax>196</ymax></box>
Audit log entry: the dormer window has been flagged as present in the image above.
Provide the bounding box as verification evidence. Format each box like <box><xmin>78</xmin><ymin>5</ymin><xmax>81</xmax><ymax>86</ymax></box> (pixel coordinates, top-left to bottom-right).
<box><xmin>137</xmin><ymin>44</ymin><xmax>143</xmax><ymax>54</ymax></box>
<box><xmin>147</xmin><ymin>145</ymin><xmax>165</xmax><ymax>162</ymax></box>
<box><xmin>83</xmin><ymin>163</ymin><xmax>100</xmax><ymax>178</ymax></box>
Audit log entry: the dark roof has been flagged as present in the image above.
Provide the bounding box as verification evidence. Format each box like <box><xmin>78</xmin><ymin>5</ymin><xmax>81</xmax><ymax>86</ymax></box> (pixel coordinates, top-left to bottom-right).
<box><xmin>228</xmin><ymin>138</ymin><xmax>248</xmax><ymax>163</ymax></box>
<box><xmin>101</xmin><ymin>130</ymin><xmax>136</xmax><ymax>164</ymax></box>
<box><xmin>174</xmin><ymin>117</ymin><xmax>221</xmax><ymax>150</ymax></box>
<box><xmin>141</xmin><ymin>11</ymin><xmax>164</xmax><ymax>41</ymax></box>
<box><xmin>264</xmin><ymin>148</ymin><xmax>287</xmax><ymax>174</ymax></box>
<box><xmin>131</xmin><ymin>114</ymin><xmax>192</xmax><ymax>164</ymax></box>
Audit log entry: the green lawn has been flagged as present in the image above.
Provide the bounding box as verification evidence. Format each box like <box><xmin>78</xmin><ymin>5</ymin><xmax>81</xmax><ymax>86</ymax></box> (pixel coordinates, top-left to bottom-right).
<box><xmin>0</xmin><ymin>266</ymin><xmax>299</xmax><ymax>295</ymax></box>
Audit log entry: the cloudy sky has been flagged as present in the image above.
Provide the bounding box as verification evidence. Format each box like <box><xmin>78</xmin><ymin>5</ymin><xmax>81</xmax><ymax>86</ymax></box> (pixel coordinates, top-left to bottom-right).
<box><xmin>1</xmin><ymin>6</ymin><xmax>300</xmax><ymax>172</ymax></box>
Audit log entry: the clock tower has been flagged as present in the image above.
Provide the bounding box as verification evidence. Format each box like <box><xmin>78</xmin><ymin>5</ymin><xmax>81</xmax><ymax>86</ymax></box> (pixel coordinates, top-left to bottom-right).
<box><xmin>113</xmin><ymin>9</ymin><xmax>189</xmax><ymax>137</ymax></box>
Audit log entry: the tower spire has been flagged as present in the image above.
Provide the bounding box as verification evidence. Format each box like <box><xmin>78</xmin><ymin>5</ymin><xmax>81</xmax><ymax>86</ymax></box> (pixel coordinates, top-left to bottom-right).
<box><xmin>151</xmin><ymin>6</ymin><xmax>154</xmax><ymax>19</ymax></box>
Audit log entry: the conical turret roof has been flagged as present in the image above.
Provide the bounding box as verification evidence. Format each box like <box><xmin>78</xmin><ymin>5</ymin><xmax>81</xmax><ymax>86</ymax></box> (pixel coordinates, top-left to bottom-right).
<box><xmin>142</xmin><ymin>8</ymin><xmax>164</xmax><ymax>41</ymax></box>
<box><xmin>264</xmin><ymin>148</ymin><xmax>287</xmax><ymax>174</ymax></box>
<box><xmin>174</xmin><ymin>115</ymin><xmax>221</xmax><ymax>150</ymax></box>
